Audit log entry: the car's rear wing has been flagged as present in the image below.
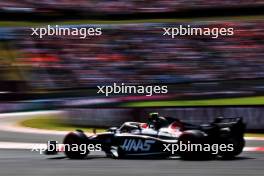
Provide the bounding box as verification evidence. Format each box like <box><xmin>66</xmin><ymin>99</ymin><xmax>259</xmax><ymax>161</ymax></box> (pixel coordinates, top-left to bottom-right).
<box><xmin>213</xmin><ymin>117</ymin><xmax>246</xmax><ymax>134</ymax></box>
<box><xmin>213</xmin><ymin>116</ymin><xmax>243</xmax><ymax>123</ymax></box>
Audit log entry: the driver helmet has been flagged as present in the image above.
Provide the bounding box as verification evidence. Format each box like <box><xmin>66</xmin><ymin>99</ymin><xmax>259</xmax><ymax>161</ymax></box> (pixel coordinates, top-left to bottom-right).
<box><xmin>149</xmin><ymin>112</ymin><xmax>159</xmax><ymax>121</ymax></box>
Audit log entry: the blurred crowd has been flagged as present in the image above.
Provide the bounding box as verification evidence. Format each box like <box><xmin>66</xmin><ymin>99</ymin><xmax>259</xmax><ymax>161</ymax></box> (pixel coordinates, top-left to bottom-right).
<box><xmin>0</xmin><ymin>0</ymin><xmax>264</xmax><ymax>13</ymax></box>
<box><xmin>0</xmin><ymin>21</ymin><xmax>262</xmax><ymax>90</ymax></box>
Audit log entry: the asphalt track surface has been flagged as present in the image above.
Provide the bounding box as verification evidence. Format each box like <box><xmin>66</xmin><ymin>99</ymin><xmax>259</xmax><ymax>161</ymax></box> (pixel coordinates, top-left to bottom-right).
<box><xmin>0</xmin><ymin>112</ymin><xmax>264</xmax><ymax>176</ymax></box>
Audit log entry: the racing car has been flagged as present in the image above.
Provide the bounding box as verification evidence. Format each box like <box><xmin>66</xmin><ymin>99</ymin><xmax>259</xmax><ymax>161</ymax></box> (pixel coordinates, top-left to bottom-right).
<box><xmin>46</xmin><ymin>114</ymin><xmax>246</xmax><ymax>160</ymax></box>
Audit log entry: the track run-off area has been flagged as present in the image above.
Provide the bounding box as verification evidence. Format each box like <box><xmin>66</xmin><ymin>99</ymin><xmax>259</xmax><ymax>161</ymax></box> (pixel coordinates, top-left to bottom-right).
<box><xmin>0</xmin><ymin>111</ymin><xmax>263</xmax><ymax>176</ymax></box>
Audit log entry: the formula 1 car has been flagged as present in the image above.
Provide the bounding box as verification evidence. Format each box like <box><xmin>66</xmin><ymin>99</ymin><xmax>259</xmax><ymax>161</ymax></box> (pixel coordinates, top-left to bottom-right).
<box><xmin>47</xmin><ymin>116</ymin><xmax>246</xmax><ymax>160</ymax></box>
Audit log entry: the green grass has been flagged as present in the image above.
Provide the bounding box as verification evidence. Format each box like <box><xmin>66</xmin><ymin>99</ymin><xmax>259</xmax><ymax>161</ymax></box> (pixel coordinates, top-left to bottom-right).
<box><xmin>244</xmin><ymin>133</ymin><xmax>264</xmax><ymax>137</ymax></box>
<box><xmin>0</xmin><ymin>15</ymin><xmax>264</xmax><ymax>27</ymax></box>
<box><xmin>19</xmin><ymin>117</ymin><xmax>106</xmax><ymax>133</ymax></box>
<box><xmin>121</xmin><ymin>96</ymin><xmax>264</xmax><ymax>107</ymax></box>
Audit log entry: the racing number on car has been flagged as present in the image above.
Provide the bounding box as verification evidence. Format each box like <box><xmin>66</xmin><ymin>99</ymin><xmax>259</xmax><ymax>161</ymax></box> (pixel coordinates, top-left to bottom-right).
<box><xmin>121</xmin><ymin>139</ymin><xmax>155</xmax><ymax>152</ymax></box>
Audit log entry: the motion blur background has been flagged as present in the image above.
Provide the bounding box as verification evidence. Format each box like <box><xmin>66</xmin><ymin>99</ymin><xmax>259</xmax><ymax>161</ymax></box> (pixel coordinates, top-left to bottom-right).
<box><xmin>0</xmin><ymin>1</ymin><xmax>264</xmax><ymax>121</ymax></box>
<box><xmin>0</xmin><ymin>3</ymin><xmax>264</xmax><ymax>176</ymax></box>
<box><xmin>0</xmin><ymin>0</ymin><xmax>264</xmax><ymax>15</ymax></box>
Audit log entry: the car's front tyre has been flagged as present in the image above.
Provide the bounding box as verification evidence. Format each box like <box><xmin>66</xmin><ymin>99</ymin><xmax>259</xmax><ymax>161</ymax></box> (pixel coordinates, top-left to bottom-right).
<box><xmin>63</xmin><ymin>131</ymin><xmax>89</xmax><ymax>159</ymax></box>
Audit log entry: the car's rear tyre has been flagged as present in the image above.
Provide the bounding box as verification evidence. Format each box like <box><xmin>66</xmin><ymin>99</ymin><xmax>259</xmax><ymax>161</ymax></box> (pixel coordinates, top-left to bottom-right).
<box><xmin>218</xmin><ymin>137</ymin><xmax>245</xmax><ymax>159</ymax></box>
<box><xmin>178</xmin><ymin>130</ymin><xmax>213</xmax><ymax>160</ymax></box>
<box><xmin>63</xmin><ymin>131</ymin><xmax>89</xmax><ymax>159</ymax></box>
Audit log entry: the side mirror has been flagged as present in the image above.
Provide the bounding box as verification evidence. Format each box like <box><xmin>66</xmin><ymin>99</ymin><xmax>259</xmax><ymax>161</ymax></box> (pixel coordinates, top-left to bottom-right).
<box><xmin>108</xmin><ymin>127</ymin><xmax>118</xmax><ymax>133</ymax></box>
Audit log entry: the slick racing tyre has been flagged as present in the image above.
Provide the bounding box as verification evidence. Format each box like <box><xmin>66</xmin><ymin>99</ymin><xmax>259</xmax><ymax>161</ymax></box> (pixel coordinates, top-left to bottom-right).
<box><xmin>178</xmin><ymin>130</ymin><xmax>212</xmax><ymax>160</ymax></box>
<box><xmin>63</xmin><ymin>131</ymin><xmax>89</xmax><ymax>159</ymax></box>
<box><xmin>218</xmin><ymin>137</ymin><xmax>245</xmax><ymax>159</ymax></box>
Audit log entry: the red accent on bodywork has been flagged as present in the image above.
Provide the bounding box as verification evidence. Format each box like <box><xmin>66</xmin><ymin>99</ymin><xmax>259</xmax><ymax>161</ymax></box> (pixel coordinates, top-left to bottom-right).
<box><xmin>169</xmin><ymin>122</ymin><xmax>184</xmax><ymax>131</ymax></box>
<box><xmin>140</xmin><ymin>123</ymin><xmax>148</xmax><ymax>128</ymax></box>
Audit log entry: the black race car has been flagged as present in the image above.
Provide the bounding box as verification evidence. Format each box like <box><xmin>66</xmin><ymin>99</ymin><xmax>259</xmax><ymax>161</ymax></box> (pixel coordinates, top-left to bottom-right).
<box><xmin>46</xmin><ymin>115</ymin><xmax>246</xmax><ymax>160</ymax></box>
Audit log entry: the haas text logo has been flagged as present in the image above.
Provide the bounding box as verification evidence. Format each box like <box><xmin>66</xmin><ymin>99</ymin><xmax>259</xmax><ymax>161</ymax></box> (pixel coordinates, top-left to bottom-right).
<box><xmin>121</xmin><ymin>139</ymin><xmax>155</xmax><ymax>151</ymax></box>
